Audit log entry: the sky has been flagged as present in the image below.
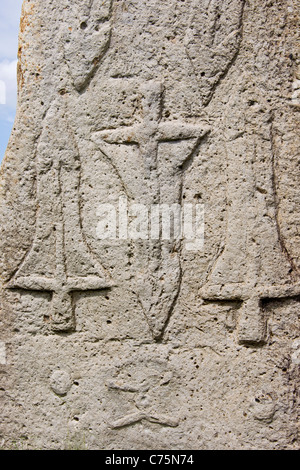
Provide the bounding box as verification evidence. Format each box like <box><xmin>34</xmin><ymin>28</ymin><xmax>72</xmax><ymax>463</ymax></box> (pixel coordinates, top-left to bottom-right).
<box><xmin>0</xmin><ymin>0</ymin><xmax>23</xmax><ymax>162</ymax></box>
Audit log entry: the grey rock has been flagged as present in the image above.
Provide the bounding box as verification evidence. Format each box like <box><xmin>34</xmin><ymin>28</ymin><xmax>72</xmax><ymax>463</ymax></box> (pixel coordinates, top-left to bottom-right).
<box><xmin>0</xmin><ymin>0</ymin><xmax>299</xmax><ymax>450</ymax></box>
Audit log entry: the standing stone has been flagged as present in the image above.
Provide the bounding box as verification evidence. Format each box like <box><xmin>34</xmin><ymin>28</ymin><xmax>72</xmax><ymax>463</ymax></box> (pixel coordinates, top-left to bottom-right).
<box><xmin>0</xmin><ymin>0</ymin><xmax>299</xmax><ymax>450</ymax></box>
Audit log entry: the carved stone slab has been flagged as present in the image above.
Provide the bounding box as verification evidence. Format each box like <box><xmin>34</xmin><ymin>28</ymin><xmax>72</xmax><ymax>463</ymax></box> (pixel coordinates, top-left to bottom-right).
<box><xmin>0</xmin><ymin>0</ymin><xmax>299</xmax><ymax>450</ymax></box>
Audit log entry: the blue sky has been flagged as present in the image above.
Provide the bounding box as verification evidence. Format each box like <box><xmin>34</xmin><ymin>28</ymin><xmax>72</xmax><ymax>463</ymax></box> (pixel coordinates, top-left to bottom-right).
<box><xmin>0</xmin><ymin>0</ymin><xmax>23</xmax><ymax>162</ymax></box>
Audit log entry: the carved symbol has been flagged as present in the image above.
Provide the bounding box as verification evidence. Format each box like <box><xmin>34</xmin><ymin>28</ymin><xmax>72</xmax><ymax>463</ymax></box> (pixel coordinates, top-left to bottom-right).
<box><xmin>106</xmin><ymin>357</ymin><xmax>181</xmax><ymax>429</ymax></box>
<box><xmin>50</xmin><ymin>370</ymin><xmax>72</xmax><ymax>396</ymax></box>
<box><xmin>63</xmin><ymin>0</ymin><xmax>113</xmax><ymax>91</ymax></box>
<box><xmin>94</xmin><ymin>81</ymin><xmax>209</xmax><ymax>183</ymax></box>
<box><xmin>107</xmin><ymin>378</ymin><xmax>179</xmax><ymax>429</ymax></box>
<box><xmin>185</xmin><ymin>0</ymin><xmax>245</xmax><ymax>105</ymax></box>
<box><xmin>109</xmin><ymin>410</ymin><xmax>178</xmax><ymax>429</ymax></box>
<box><xmin>201</xmin><ymin>99</ymin><xmax>300</xmax><ymax>346</ymax></box>
<box><xmin>92</xmin><ymin>81</ymin><xmax>210</xmax><ymax>340</ymax></box>
<box><xmin>249</xmin><ymin>390</ymin><xmax>276</xmax><ymax>424</ymax></box>
<box><xmin>7</xmin><ymin>101</ymin><xmax>112</xmax><ymax>333</ymax></box>
<box><xmin>201</xmin><ymin>282</ymin><xmax>300</xmax><ymax>345</ymax></box>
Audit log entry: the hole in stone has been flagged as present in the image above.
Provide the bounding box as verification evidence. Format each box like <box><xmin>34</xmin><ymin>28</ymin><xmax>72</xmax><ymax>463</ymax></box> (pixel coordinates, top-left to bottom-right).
<box><xmin>80</xmin><ymin>22</ymin><xmax>88</xmax><ymax>30</ymax></box>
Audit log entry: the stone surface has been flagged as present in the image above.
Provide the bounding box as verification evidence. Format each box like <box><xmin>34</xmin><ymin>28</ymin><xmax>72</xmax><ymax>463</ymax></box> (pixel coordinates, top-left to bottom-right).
<box><xmin>0</xmin><ymin>0</ymin><xmax>299</xmax><ymax>450</ymax></box>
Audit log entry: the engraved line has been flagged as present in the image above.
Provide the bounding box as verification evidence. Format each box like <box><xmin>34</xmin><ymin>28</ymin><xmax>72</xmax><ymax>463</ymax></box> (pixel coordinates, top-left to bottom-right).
<box><xmin>269</xmin><ymin>115</ymin><xmax>299</xmax><ymax>278</ymax></box>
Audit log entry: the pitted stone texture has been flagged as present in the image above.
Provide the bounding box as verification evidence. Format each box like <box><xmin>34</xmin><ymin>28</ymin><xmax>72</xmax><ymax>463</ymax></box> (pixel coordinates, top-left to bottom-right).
<box><xmin>0</xmin><ymin>0</ymin><xmax>299</xmax><ymax>450</ymax></box>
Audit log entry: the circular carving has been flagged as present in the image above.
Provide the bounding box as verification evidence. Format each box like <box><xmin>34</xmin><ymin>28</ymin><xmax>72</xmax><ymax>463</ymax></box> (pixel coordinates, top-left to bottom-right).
<box><xmin>50</xmin><ymin>370</ymin><xmax>72</xmax><ymax>396</ymax></box>
<box><xmin>249</xmin><ymin>391</ymin><xmax>275</xmax><ymax>423</ymax></box>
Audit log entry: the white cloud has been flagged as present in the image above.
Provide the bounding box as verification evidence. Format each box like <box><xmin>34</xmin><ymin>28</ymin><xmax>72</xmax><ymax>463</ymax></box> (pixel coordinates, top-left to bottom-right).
<box><xmin>0</xmin><ymin>80</ymin><xmax>5</xmax><ymax>104</ymax></box>
<box><xmin>0</xmin><ymin>3</ymin><xmax>23</xmax><ymax>159</ymax></box>
<box><xmin>0</xmin><ymin>59</ymin><xmax>18</xmax><ymax>110</ymax></box>
<box><xmin>0</xmin><ymin>1</ymin><xmax>23</xmax><ymax>60</ymax></box>
<box><xmin>0</xmin><ymin>2</ymin><xmax>22</xmax><ymax>124</ymax></box>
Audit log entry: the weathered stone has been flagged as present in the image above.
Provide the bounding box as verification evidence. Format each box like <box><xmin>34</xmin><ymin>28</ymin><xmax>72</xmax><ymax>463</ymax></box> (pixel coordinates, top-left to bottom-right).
<box><xmin>50</xmin><ymin>370</ymin><xmax>72</xmax><ymax>397</ymax></box>
<box><xmin>0</xmin><ymin>0</ymin><xmax>299</xmax><ymax>450</ymax></box>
